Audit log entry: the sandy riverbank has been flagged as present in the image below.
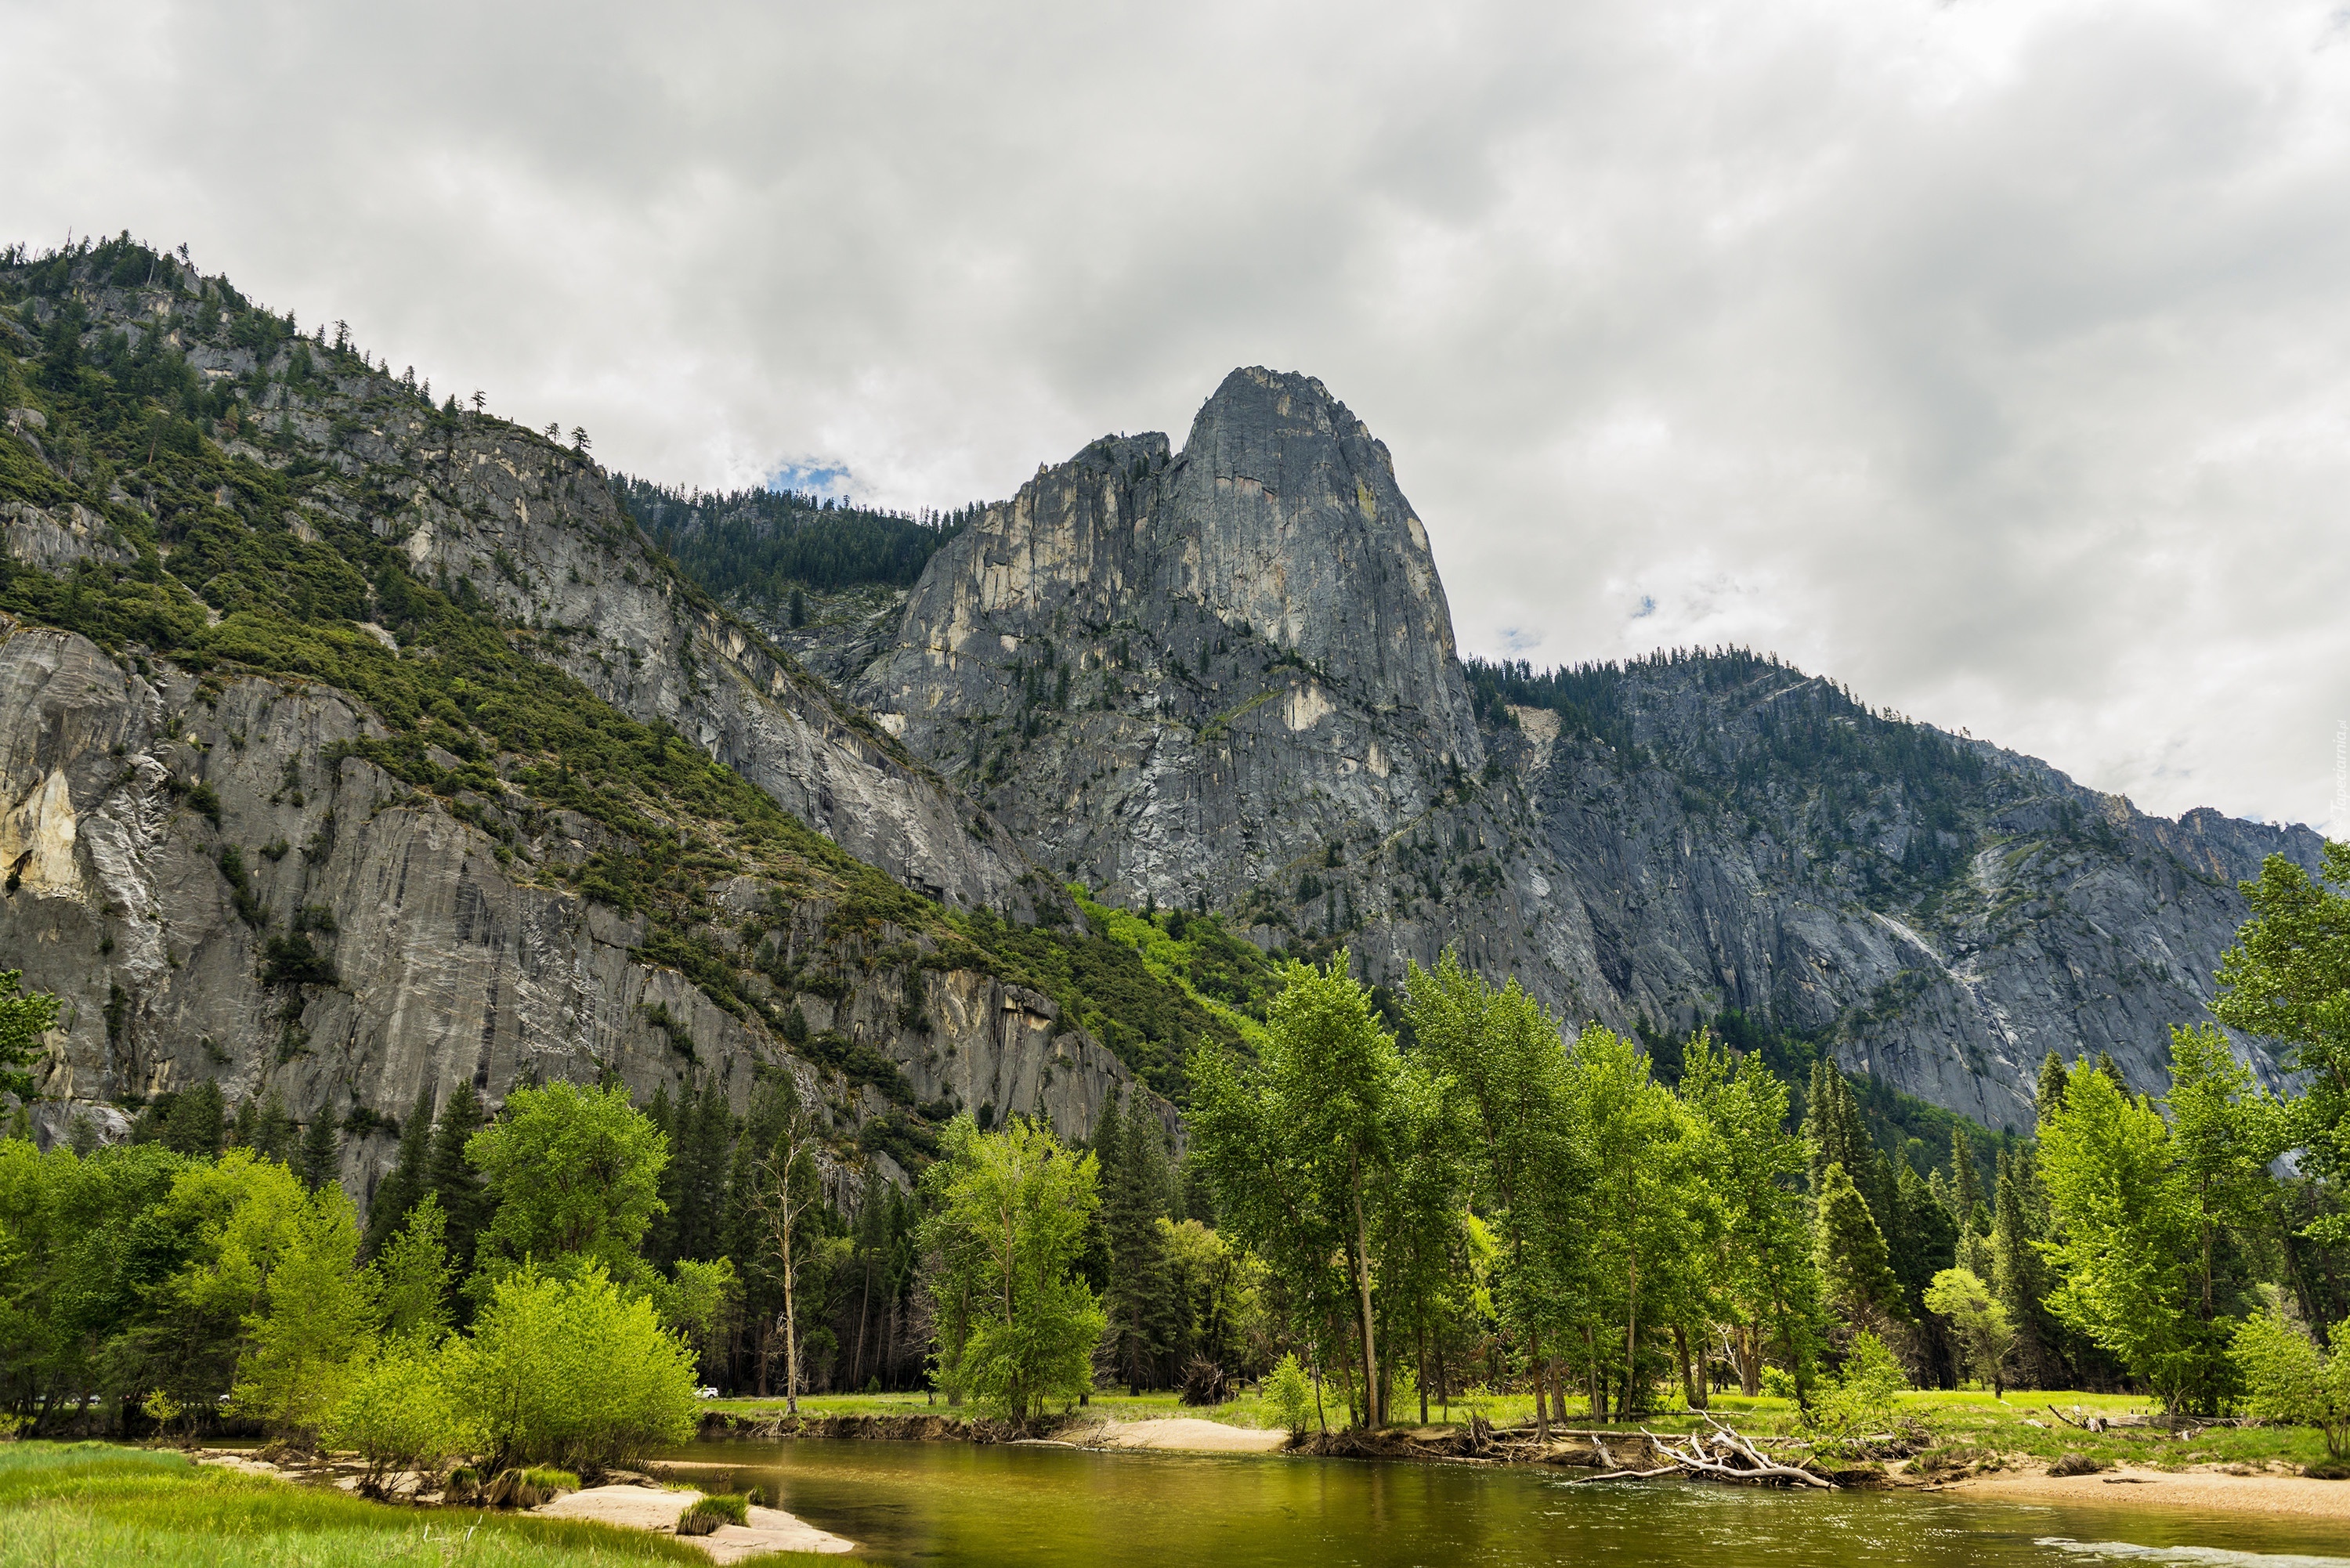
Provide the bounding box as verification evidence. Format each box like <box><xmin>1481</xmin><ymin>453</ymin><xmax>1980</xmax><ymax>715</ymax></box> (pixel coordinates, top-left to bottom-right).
<box><xmin>1946</xmin><ymin>1463</ymin><xmax>2350</xmax><ymax>1523</ymax></box>
<box><xmin>1077</xmin><ymin>1418</ymin><xmax>1292</xmax><ymax>1454</ymax></box>
<box><xmin>536</xmin><ymin>1483</ymin><xmax>855</xmax><ymax>1562</ymax></box>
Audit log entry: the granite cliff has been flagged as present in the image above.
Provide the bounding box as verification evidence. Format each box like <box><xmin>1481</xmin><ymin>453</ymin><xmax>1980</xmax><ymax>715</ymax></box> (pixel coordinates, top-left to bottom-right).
<box><xmin>738</xmin><ymin>370</ymin><xmax>2323</xmax><ymax>1133</ymax></box>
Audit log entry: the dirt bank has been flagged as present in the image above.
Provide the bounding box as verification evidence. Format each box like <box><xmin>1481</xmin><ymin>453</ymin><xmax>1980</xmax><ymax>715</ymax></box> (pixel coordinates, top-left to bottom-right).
<box><xmin>536</xmin><ymin>1483</ymin><xmax>855</xmax><ymax>1562</ymax></box>
<box><xmin>1946</xmin><ymin>1463</ymin><xmax>2350</xmax><ymax>1523</ymax></box>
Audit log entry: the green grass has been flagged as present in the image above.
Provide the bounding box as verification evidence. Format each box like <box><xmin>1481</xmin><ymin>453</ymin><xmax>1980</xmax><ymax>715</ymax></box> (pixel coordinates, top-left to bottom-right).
<box><xmin>703</xmin><ymin>1386</ymin><xmax>2341</xmax><ymax>1474</ymax></box>
<box><xmin>0</xmin><ymin>1441</ymin><xmax>840</xmax><ymax>1566</ymax></box>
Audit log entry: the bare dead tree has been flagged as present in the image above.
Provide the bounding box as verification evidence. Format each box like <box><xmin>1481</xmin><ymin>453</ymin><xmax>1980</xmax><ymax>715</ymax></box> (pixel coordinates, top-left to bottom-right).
<box><xmin>750</xmin><ymin>1089</ymin><xmax>823</xmax><ymax>1416</ymax></box>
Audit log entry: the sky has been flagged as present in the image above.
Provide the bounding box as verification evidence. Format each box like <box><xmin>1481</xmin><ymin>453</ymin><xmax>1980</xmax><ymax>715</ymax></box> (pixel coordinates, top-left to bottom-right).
<box><xmin>7</xmin><ymin>0</ymin><xmax>2348</xmax><ymax>835</ymax></box>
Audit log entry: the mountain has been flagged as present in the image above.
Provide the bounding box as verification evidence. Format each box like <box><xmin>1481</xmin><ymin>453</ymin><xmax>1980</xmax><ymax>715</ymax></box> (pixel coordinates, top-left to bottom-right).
<box><xmin>2</xmin><ymin>235</ymin><xmax>2320</xmax><ymax>1168</ymax></box>
<box><xmin>0</xmin><ymin>236</ymin><xmax>1224</xmax><ymax>1197</ymax></box>
<box><xmin>727</xmin><ymin>369</ymin><xmax>2322</xmax><ymax>1133</ymax></box>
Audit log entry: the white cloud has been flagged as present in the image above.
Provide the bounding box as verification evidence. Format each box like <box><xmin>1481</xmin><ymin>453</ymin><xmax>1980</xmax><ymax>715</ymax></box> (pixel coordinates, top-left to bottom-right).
<box><xmin>6</xmin><ymin>0</ymin><xmax>2347</xmax><ymax>832</ymax></box>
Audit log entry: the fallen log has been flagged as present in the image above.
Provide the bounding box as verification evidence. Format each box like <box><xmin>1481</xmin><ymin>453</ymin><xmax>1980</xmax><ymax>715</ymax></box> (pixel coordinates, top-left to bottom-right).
<box><xmin>1567</xmin><ymin>1419</ymin><xmax>1835</xmax><ymax>1489</ymax></box>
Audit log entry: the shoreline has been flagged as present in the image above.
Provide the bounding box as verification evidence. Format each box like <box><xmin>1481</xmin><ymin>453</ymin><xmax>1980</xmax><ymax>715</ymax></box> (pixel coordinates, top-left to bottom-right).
<box><xmin>692</xmin><ymin>1411</ymin><xmax>2350</xmax><ymax>1524</ymax></box>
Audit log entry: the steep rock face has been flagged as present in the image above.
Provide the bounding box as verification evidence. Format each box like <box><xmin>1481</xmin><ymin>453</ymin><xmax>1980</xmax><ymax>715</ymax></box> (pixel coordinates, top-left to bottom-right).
<box><xmin>848</xmin><ymin>367</ymin><xmax>1480</xmax><ymax>912</ymax></box>
<box><xmin>0</xmin><ymin>621</ymin><xmax>1159</xmax><ymax>1183</ymax></box>
<box><xmin>1481</xmin><ymin>672</ymin><xmax>2325</xmax><ymax>1130</ymax></box>
<box><xmin>810</xmin><ymin>372</ymin><xmax>2321</xmax><ymax>1133</ymax></box>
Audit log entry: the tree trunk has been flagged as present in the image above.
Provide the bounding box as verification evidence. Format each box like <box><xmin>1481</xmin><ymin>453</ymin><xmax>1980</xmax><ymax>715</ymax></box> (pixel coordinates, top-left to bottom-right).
<box><xmin>783</xmin><ymin>1241</ymin><xmax>801</xmax><ymax>1418</ymax></box>
<box><xmin>1585</xmin><ymin>1324</ymin><xmax>1603</xmax><ymax>1419</ymax></box>
<box><xmin>1622</xmin><ymin>1248</ymin><xmax>1640</xmax><ymax>1422</ymax></box>
<box><xmin>1418</xmin><ymin>1320</ymin><xmax>1430</xmax><ymax>1427</ymax></box>
<box><xmin>1674</xmin><ymin>1324</ymin><xmax>1705</xmax><ymax>1410</ymax></box>
<box><xmin>1349</xmin><ymin>1156</ymin><xmax>1380</xmax><ymax>1428</ymax></box>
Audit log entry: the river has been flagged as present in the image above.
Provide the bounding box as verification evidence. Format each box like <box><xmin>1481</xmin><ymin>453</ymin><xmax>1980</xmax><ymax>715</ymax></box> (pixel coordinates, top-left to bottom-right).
<box><xmin>667</xmin><ymin>1440</ymin><xmax>2350</xmax><ymax>1566</ymax></box>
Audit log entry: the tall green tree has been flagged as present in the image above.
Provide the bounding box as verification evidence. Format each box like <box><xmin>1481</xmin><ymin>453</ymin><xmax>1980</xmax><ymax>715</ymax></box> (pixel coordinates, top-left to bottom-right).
<box><xmin>1190</xmin><ymin>951</ymin><xmax>1409</xmax><ymax>1426</ymax></box>
<box><xmin>2214</xmin><ymin>842</ymin><xmax>2350</xmax><ymax>1245</ymax></box>
<box><xmin>1814</xmin><ymin>1160</ymin><xmax>1900</xmax><ymax>1334</ymax></box>
<box><xmin>362</xmin><ymin>1085</ymin><xmax>437</xmax><ymax>1259</ymax></box>
<box><xmin>1679</xmin><ymin>1031</ymin><xmax>1821</xmax><ymax>1398</ymax></box>
<box><xmin>425</xmin><ymin>1083</ymin><xmax>488</xmax><ymax>1281</ymax></box>
<box><xmin>228</xmin><ymin>1180</ymin><xmax>378</xmax><ymax>1441</ymax></box>
<box><xmin>465</xmin><ymin>1081</ymin><xmax>667</xmax><ymax>1281</ymax></box>
<box><xmin>1572</xmin><ymin>1023</ymin><xmax>1708</xmax><ymax>1418</ymax></box>
<box><xmin>920</xmin><ymin>1115</ymin><xmax>1104</xmax><ymax>1422</ymax></box>
<box><xmin>2036</xmin><ymin>1060</ymin><xmax>2222</xmax><ymax>1412</ymax></box>
<box><xmin>1096</xmin><ymin>1091</ymin><xmax>1175</xmax><ymax>1393</ymax></box>
<box><xmin>1405</xmin><ymin>952</ymin><xmax>1580</xmax><ymax>1433</ymax></box>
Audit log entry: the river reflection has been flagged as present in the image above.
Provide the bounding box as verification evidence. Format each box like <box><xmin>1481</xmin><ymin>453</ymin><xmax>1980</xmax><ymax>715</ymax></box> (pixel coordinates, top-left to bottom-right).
<box><xmin>663</xmin><ymin>1440</ymin><xmax>2350</xmax><ymax>1568</ymax></box>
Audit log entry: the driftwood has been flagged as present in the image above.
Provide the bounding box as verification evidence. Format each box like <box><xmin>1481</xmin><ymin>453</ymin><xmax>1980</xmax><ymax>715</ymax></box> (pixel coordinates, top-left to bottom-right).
<box><xmin>1569</xmin><ymin>1414</ymin><xmax>1835</xmax><ymax>1489</ymax></box>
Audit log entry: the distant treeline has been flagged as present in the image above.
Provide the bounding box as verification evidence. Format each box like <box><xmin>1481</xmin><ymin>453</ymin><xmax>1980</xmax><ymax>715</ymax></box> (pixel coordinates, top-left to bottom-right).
<box><xmin>618</xmin><ymin>476</ymin><xmax>982</xmax><ymax>598</ymax></box>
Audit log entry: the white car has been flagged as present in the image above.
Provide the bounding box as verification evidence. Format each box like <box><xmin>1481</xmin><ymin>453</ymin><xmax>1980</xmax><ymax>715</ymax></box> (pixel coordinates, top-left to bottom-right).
<box><xmin>696</xmin><ymin>1386</ymin><xmax>720</xmax><ymax>1400</ymax></box>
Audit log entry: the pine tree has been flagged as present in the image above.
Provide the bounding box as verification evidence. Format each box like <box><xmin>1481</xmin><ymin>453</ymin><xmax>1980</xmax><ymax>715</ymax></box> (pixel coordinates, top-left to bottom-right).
<box><xmin>253</xmin><ymin>1090</ymin><xmax>298</xmax><ymax>1165</ymax></box>
<box><xmin>161</xmin><ymin>1080</ymin><xmax>225</xmax><ymax>1157</ymax></box>
<box><xmin>2036</xmin><ymin>1053</ymin><xmax>2071</xmax><ymax>1122</ymax></box>
<box><xmin>363</xmin><ymin>1084</ymin><xmax>437</xmax><ymax>1258</ymax></box>
<box><xmin>425</xmin><ymin>1082</ymin><xmax>488</xmax><ymax>1278</ymax></box>
<box><xmin>229</xmin><ymin>1094</ymin><xmax>258</xmax><ymax>1151</ymax></box>
<box><xmin>1950</xmin><ymin>1127</ymin><xmax>1982</xmax><ymax>1223</ymax></box>
<box><xmin>1098</xmin><ymin>1093</ymin><xmax>1175</xmax><ymax>1393</ymax></box>
<box><xmin>646</xmin><ymin>1082</ymin><xmax>681</xmax><ymax>1268</ymax></box>
<box><xmin>297</xmin><ymin>1111</ymin><xmax>339</xmax><ymax>1192</ymax></box>
<box><xmin>1815</xmin><ymin>1160</ymin><xmax>1900</xmax><ymax>1331</ymax></box>
<box><xmin>1991</xmin><ymin>1146</ymin><xmax>2059</xmax><ymax>1387</ymax></box>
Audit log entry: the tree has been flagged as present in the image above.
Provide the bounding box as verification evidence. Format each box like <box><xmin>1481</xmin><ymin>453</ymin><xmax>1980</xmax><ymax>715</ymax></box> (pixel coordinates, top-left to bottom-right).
<box><xmin>324</xmin><ymin>1339</ymin><xmax>468</xmax><ymax>1498</ymax></box>
<box><xmin>363</xmin><ymin>1085</ymin><xmax>437</xmax><ymax>1258</ymax></box>
<box><xmin>470</xmin><ymin>389</ymin><xmax>485</xmax><ymax>416</ymax></box>
<box><xmin>2232</xmin><ymin>1303</ymin><xmax>2350</xmax><ymax>1460</ymax></box>
<box><xmin>297</xmin><ymin>1112</ymin><xmax>339</xmax><ymax>1192</ymax></box>
<box><xmin>920</xmin><ymin>1115</ymin><xmax>1103</xmax><ymax>1422</ymax></box>
<box><xmin>465</xmin><ymin>1080</ymin><xmax>667</xmax><ymax>1280</ymax></box>
<box><xmin>1189</xmin><ymin>951</ymin><xmax>1406</xmax><ymax>1426</ymax></box>
<box><xmin>1573</xmin><ymin>1023</ymin><xmax>1707</xmax><ymax>1418</ymax></box>
<box><xmin>1815</xmin><ymin>1161</ymin><xmax>1900</xmax><ymax>1333</ymax></box>
<box><xmin>230</xmin><ymin>1181</ymin><xmax>379</xmax><ymax>1442</ymax></box>
<box><xmin>2165</xmin><ymin>1024</ymin><xmax>2287</xmax><ymax>1329</ymax></box>
<box><xmin>1679</xmin><ymin>1031</ymin><xmax>1821</xmax><ymax>1399</ymax></box>
<box><xmin>657</xmin><ymin>1256</ymin><xmax>742</xmax><ymax>1389</ymax></box>
<box><xmin>1096</xmin><ymin>1091</ymin><xmax>1175</xmax><ymax>1393</ymax></box>
<box><xmin>372</xmin><ymin>1193</ymin><xmax>453</xmax><ymax>1342</ymax></box>
<box><xmin>161</xmin><ymin>1080</ymin><xmax>225</xmax><ymax>1158</ymax></box>
<box><xmin>2037</xmin><ymin>1063</ymin><xmax>2215</xmax><ymax>1412</ymax></box>
<box><xmin>443</xmin><ymin>1261</ymin><xmax>700</xmax><ymax>1476</ymax></box>
<box><xmin>425</xmin><ymin>1083</ymin><xmax>488</xmax><ymax>1280</ymax></box>
<box><xmin>747</xmin><ymin>1078</ymin><xmax>822</xmax><ymax>1413</ymax></box>
<box><xmin>1405</xmin><ymin>952</ymin><xmax>1579</xmax><ymax>1433</ymax></box>
<box><xmin>2214</xmin><ymin>842</ymin><xmax>2350</xmax><ymax>1245</ymax></box>
<box><xmin>1923</xmin><ymin>1267</ymin><xmax>2016</xmax><ymax>1394</ymax></box>
<box><xmin>0</xmin><ymin>970</ymin><xmax>60</xmax><ymax>1103</ymax></box>
<box><xmin>569</xmin><ymin>425</ymin><xmax>591</xmax><ymax>453</ymax></box>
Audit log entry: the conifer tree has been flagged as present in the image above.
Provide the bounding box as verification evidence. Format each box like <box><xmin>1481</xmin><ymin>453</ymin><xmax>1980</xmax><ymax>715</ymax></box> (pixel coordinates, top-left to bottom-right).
<box><xmin>425</xmin><ymin>1082</ymin><xmax>488</xmax><ymax>1279</ymax></box>
<box><xmin>298</xmin><ymin>1111</ymin><xmax>340</xmax><ymax>1192</ymax></box>
<box><xmin>162</xmin><ymin>1080</ymin><xmax>225</xmax><ymax>1157</ymax></box>
<box><xmin>363</xmin><ymin>1084</ymin><xmax>437</xmax><ymax>1258</ymax></box>
<box><xmin>1099</xmin><ymin>1092</ymin><xmax>1175</xmax><ymax>1393</ymax></box>
<box><xmin>1815</xmin><ymin>1160</ymin><xmax>1900</xmax><ymax>1331</ymax></box>
<box><xmin>1950</xmin><ymin>1127</ymin><xmax>1983</xmax><ymax>1223</ymax></box>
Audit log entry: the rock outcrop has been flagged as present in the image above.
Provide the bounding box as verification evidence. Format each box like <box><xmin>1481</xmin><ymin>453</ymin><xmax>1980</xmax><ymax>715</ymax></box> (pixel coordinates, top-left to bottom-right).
<box><xmin>0</xmin><ymin>618</ymin><xmax>1157</xmax><ymax>1190</ymax></box>
<box><xmin>799</xmin><ymin>371</ymin><xmax>2324</xmax><ymax>1133</ymax></box>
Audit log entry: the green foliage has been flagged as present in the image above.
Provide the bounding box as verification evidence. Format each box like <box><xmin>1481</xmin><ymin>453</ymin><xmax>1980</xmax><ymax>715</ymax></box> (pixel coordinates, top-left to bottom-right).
<box><xmin>2214</xmin><ymin>843</ymin><xmax>2350</xmax><ymax>1245</ymax></box>
<box><xmin>1814</xmin><ymin>1161</ymin><xmax>1900</xmax><ymax>1328</ymax></box>
<box><xmin>1801</xmin><ymin>1331</ymin><xmax>1911</xmax><ymax>1453</ymax></box>
<box><xmin>466</xmin><ymin>1081</ymin><xmax>668</xmax><ymax>1280</ymax></box>
<box><xmin>2036</xmin><ymin>1060</ymin><xmax>2222</xmax><ymax>1413</ymax></box>
<box><xmin>228</xmin><ymin>1181</ymin><xmax>378</xmax><ymax>1441</ymax></box>
<box><xmin>1923</xmin><ymin>1267</ymin><xmax>2016</xmax><ymax>1393</ymax></box>
<box><xmin>442</xmin><ymin>1262</ymin><xmax>700</xmax><ymax>1475</ymax></box>
<box><xmin>371</xmin><ymin>1194</ymin><xmax>453</xmax><ymax>1342</ymax></box>
<box><xmin>321</xmin><ymin>1339</ymin><xmax>468</xmax><ymax>1493</ymax></box>
<box><xmin>1264</xmin><ymin>1350</ymin><xmax>1314</xmax><ymax>1436</ymax></box>
<box><xmin>624</xmin><ymin>475</ymin><xmax>974</xmax><ymax>598</ymax></box>
<box><xmin>920</xmin><ymin>1116</ymin><xmax>1104</xmax><ymax>1422</ymax></box>
<box><xmin>0</xmin><ymin>970</ymin><xmax>60</xmax><ymax>1102</ymax></box>
<box><xmin>2232</xmin><ymin>1304</ymin><xmax>2350</xmax><ymax>1459</ymax></box>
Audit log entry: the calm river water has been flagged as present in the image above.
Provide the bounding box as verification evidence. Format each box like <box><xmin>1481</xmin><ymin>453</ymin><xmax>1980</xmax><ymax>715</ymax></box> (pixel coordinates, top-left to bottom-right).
<box><xmin>671</xmin><ymin>1440</ymin><xmax>2350</xmax><ymax>1568</ymax></box>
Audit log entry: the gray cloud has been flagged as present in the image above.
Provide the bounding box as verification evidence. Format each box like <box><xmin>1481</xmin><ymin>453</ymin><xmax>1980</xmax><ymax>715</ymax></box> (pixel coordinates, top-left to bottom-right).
<box><xmin>8</xmin><ymin>0</ymin><xmax>2348</xmax><ymax>831</ymax></box>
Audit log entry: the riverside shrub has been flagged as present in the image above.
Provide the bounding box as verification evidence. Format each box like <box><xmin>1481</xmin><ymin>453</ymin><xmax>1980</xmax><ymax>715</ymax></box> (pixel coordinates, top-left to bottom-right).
<box><xmin>322</xmin><ymin>1342</ymin><xmax>468</xmax><ymax>1496</ymax></box>
<box><xmin>2233</xmin><ymin>1307</ymin><xmax>2350</xmax><ymax>1459</ymax></box>
<box><xmin>443</xmin><ymin>1263</ymin><xmax>699</xmax><ymax>1476</ymax></box>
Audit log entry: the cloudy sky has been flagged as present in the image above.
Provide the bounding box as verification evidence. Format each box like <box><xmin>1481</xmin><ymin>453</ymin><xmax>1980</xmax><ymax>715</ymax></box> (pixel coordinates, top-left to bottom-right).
<box><xmin>9</xmin><ymin>0</ymin><xmax>2348</xmax><ymax>834</ymax></box>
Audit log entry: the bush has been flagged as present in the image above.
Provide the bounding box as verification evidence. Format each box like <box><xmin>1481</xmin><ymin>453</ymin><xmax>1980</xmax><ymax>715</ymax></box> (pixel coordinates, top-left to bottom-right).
<box><xmin>2048</xmin><ymin>1451</ymin><xmax>2103</xmax><ymax>1476</ymax></box>
<box><xmin>322</xmin><ymin>1342</ymin><xmax>468</xmax><ymax>1498</ymax></box>
<box><xmin>1802</xmin><ymin>1332</ymin><xmax>1911</xmax><ymax>1454</ymax></box>
<box><xmin>1760</xmin><ymin>1366</ymin><xmax>1798</xmax><ymax>1401</ymax></box>
<box><xmin>677</xmin><ymin>1494</ymin><xmax>750</xmax><ymax>1535</ymax></box>
<box><xmin>1265</xmin><ymin>1353</ymin><xmax>1313</xmax><ymax>1436</ymax></box>
<box><xmin>2233</xmin><ymin>1307</ymin><xmax>2350</xmax><ymax>1459</ymax></box>
<box><xmin>443</xmin><ymin>1262</ymin><xmax>700</xmax><ymax>1476</ymax></box>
